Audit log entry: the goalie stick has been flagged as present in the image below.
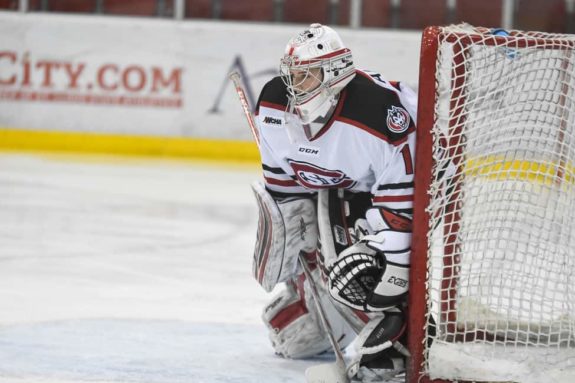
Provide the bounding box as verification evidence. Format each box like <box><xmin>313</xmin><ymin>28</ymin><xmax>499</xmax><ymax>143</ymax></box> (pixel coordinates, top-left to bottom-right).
<box><xmin>298</xmin><ymin>251</ymin><xmax>350</xmax><ymax>383</ymax></box>
<box><xmin>229</xmin><ymin>71</ymin><xmax>350</xmax><ymax>383</ymax></box>
<box><xmin>229</xmin><ymin>71</ymin><xmax>260</xmax><ymax>147</ymax></box>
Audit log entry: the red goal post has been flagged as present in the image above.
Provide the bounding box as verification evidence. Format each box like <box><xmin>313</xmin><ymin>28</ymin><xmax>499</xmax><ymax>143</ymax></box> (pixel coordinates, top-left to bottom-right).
<box><xmin>408</xmin><ymin>24</ymin><xmax>575</xmax><ymax>383</ymax></box>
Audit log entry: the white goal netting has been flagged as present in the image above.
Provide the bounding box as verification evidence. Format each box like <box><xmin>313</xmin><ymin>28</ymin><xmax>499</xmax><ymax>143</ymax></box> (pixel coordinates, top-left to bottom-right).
<box><xmin>421</xmin><ymin>24</ymin><xmax>575</xmax><ymax>383</ymax></box>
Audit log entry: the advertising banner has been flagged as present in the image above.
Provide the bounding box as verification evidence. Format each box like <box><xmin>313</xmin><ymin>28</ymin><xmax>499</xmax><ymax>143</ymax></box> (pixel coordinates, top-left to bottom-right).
<box><xmin>0</xmin><ymin>12</ymin><xmax>420</xmax><ymax>141</ymax></box>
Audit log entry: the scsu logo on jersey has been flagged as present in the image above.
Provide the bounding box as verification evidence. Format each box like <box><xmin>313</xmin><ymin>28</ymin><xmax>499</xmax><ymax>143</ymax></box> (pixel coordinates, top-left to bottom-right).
<box><xmin>386</xmin><ymin>106</ymin><xmax>410</xmax><ymax>134</ymax></box>
<box><xmin>288</xmin><ymin>160</ymin><xmax>356</xmax><ymax>189</ymax></box>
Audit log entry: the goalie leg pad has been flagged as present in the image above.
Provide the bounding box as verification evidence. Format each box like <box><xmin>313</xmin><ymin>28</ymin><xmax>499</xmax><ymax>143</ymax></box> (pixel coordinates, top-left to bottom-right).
<box><xmin>262</xmin><ymin>267</ymin><xmax>355</xmax><ymax>359</ymax></box>
<box><xmin>251</xmin><ymin>181</ymin><xmax>318</xmax><ymax>292</ymax></box>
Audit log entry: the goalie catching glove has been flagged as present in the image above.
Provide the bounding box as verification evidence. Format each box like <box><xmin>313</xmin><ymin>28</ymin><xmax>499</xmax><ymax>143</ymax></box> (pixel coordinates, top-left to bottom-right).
<box><xmin>328</xmin><ymin>207</ymin><xmax>411</xmax><ymax>312</ymax></box>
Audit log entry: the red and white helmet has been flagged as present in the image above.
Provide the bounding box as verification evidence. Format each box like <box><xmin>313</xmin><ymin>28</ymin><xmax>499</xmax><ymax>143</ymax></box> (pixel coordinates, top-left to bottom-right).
<box><xmin>280</xmin><ymin>24</ymin><xmax>355</xmax><ymax>127</ymax></box>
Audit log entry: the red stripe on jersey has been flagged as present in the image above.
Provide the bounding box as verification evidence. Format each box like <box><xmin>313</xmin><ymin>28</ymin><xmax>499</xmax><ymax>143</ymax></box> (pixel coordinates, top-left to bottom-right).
<box><xmin>373</xmin><ymin>195</ymin><xmax>414</xmax><ymax>203</ymax></box>
<box><xmin>337</xmin><ymin>116</ymin><xmax>413</xmax><ymax>146</ymax></box>
<box><xmin>259</xmin><ymin>101</ymin><xmax>287</xmax><ymax>112</ymax></box>
<box><xmin>264</xmin><ymin>176</ymin><xmax>299</xmax><ymax>187</ymax></box>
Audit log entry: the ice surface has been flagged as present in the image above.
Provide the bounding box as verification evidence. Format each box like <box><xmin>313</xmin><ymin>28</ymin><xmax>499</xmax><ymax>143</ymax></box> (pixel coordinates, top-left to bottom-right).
<box><xmin>0</xmin><ymin>153</ymin><xmax>325</xmax><ymax>383</ymax></box>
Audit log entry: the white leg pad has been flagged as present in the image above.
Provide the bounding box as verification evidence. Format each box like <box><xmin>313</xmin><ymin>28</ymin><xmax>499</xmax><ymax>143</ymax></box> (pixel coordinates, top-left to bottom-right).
<box><xmin>262</xmin><ymin>266</ymin><xmax>356</xmax><ymax>359</ymax></box>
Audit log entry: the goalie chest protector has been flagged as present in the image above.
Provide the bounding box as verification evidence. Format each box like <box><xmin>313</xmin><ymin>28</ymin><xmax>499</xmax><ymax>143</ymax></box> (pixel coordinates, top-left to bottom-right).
<box><xmin>255</xmin><ymin>69</ymin><xmax>417</xmax><ymax>204</ymax></box>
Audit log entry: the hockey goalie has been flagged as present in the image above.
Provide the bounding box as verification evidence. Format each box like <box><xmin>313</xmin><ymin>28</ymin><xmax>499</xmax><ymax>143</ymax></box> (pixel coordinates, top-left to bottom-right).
<box><xmin>249</xmin><ymin>23</ymin><xmax>417</xmax><ymax>382</ymax></box>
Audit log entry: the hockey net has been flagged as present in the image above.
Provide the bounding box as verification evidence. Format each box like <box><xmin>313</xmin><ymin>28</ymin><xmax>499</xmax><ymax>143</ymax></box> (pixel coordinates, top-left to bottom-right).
<box><xmin>408</xmin><ymin>24</ymin><xmax>575</xmax><ymax>383</ymax></box>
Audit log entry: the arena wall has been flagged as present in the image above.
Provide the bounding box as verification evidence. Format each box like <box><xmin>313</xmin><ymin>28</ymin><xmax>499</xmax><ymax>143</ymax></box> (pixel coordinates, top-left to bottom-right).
<box><xmin>0</xmin><ymin>12</ymin><xmax>421</xmax><ymax>162</ymax></box>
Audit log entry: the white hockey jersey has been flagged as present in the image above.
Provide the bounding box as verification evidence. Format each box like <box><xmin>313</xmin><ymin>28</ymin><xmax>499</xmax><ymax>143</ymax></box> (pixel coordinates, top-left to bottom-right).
<box><xmin>255</xmin><ymin>69</ymin><xmax>417</xmax><ymax>215</ymax></box>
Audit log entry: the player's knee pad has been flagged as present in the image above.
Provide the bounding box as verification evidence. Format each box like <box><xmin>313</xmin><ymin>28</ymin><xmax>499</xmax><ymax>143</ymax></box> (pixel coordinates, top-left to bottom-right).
<box><xmin>262</xmin><ymin>267</ymin><xmax>355</xmax><ymax>359</ymax></box>
<box><xmin>251</xmin><ymin>181</ymin><xmax>318</xmax><ymax>292</ymax></box>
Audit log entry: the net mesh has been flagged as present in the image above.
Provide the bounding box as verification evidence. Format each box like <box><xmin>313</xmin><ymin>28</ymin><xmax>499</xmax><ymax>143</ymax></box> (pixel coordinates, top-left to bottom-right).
<box><xmin>423</xmin><ymin>24</ymin><xmax>575</xmax><ymax>383</ymax></box>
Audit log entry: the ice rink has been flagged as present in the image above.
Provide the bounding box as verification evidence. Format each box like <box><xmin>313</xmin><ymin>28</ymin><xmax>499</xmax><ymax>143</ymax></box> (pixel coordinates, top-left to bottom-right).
<box><xmin>0</xmin><ymin>153</ymin><xmax>324</xmax><ymax>383</ymax></box>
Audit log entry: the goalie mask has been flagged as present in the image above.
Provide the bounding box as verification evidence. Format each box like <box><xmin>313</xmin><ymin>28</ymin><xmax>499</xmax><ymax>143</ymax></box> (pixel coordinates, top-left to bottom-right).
<box><xmin>280</xmin><ymin>23</ymin><xmax>355</xmax><ymax>142</ymax></box>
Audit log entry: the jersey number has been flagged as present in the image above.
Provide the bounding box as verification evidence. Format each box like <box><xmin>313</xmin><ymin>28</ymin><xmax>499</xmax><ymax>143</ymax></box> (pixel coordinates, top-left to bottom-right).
<box><xmin>401</xmin><ymin>145</ymin><xmax>414</xmax><ymax>175</ymax></box>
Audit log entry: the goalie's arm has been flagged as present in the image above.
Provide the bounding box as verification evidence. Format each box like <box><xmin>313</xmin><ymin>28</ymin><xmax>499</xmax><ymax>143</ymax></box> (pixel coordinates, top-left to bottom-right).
<box><xmin>362</xmin><ymin>207</ymin><xmax>411</xmax><ymax>311</ymax></box>
<box><xmin>328</xmin><ymin>139</ymin><xmax>415</xmax><ymax>312</ymax></box>
<box><xmin>365</xmin><ymin>138</ymin><xmax>415</xmax><ymax>309</ymax></box>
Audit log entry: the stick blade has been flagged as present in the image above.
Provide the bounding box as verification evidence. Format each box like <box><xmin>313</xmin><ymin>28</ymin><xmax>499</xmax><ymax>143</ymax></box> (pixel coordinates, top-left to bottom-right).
<box><xmin>305</xmin><ymin>362</ymin><xmax>350</xmax><ymax>383</ymax></box>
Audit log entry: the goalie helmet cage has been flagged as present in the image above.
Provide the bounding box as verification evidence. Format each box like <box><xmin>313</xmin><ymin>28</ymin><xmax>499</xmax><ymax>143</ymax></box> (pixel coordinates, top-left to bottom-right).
<box><xmin>407</xmin><ymin>24</ymin><xmax>575</xmax><ymax>383</ymax></box>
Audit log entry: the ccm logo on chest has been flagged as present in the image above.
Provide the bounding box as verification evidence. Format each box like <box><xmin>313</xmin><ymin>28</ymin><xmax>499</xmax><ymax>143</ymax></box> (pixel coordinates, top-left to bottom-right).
<box><xmin>297</xmin><ymin>145</ymin><xmax>320</xmax><ymax>157</ymax></box>
<box><xmin>288</xmin><ymin>159</ymin><xmax>356</xmax><ymax>189</ymax></box>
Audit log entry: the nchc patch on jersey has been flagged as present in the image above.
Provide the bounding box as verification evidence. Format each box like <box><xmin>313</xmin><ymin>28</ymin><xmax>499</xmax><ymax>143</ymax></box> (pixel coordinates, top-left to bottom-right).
<box><xmin>386</xmin><ymin>105</ymin><xmax>411</xmax><ymax>134</ymax></box>
<box><xmin>255</xmin><ymin>69</ymin><xmax>417</xmax><ymax>213</ymax></box>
